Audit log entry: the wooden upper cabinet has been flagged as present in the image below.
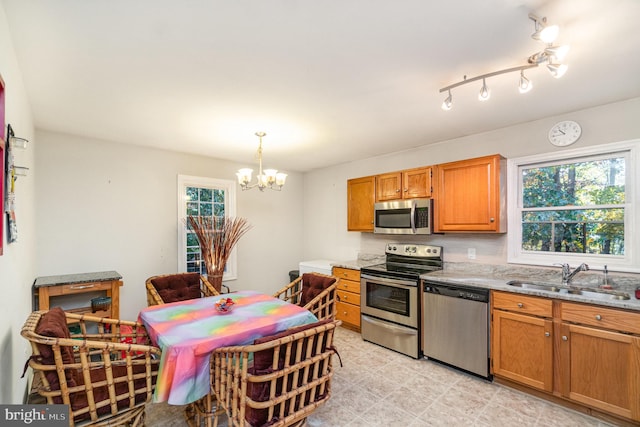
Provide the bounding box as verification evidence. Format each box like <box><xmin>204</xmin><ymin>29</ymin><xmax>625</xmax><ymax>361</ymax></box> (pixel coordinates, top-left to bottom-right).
<box><xmin>434</xmin><ymin>154</ymin><xmax>506</xmax><ymax>233</ymax></box>
<box><xmin>347</xmin><ymin>175</ymin><xmax>375</xmax><ymax>232</ymax></box>
<box><xmin>376</xmin><ymin>167</ymin><xmax>432</xmax><ymax>202</ymax></box>
<box><xmin>375</xmin><ymin>172</ymin><xmax>402</xmax><ymax>201</ymax></box>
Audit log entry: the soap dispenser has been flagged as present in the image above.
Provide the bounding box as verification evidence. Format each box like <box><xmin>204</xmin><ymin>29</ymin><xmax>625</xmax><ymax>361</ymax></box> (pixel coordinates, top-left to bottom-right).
<box><xmin>601</xmin><ymin>265</ymin><xmax>612</xmax><ymax>290</ymax></box>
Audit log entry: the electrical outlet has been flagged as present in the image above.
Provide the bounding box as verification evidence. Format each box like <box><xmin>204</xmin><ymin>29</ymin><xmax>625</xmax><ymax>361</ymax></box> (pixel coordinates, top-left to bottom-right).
<box><xmin>468</xmin><ymin>248</ymin><xmax>476</xmax><ymax>259</ymax></box>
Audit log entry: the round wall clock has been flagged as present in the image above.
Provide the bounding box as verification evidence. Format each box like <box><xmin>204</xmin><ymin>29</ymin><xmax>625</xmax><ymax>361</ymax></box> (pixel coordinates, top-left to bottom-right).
<box><xmin>548</xmin><ymin>120</ymin><xmax>582</xmax><ymax>147</ymax></box>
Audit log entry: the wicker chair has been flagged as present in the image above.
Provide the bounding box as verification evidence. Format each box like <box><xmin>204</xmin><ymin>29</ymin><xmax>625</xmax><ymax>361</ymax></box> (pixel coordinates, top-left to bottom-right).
<box><xmin>145</xmin><ymin>272</ymin><xmax>221</xmax><ymax>306</ymax></box>
<box><xmin>212</xmin><ymin>319</ymin><xmax>339</xmax><ymax>427</ymax></box>
<box><xmin>273</xmin><ymin>272</ymin><xmax>338</xmax><ymax>321</ymax></box>
<box><xmin>21</xmin><ymin>308</ymin><xmax>162</xmax><ymax>426</ymax></box>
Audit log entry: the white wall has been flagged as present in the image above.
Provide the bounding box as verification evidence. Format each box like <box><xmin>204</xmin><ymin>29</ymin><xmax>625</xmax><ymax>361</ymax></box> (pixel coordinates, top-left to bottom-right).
<box><xmin>0</xmin><ymin>3</ymin><xmax>37</xmax><ymax>405</ymax></box>
<box><xmin>302</xmin><ymin>98</ymin><xmax>640</xmax><ymax>264</ymax></box>
<box><xmin>35</xmin><ymin>131</ymin><xmax>305</xmax><ymax>321</ymax></box>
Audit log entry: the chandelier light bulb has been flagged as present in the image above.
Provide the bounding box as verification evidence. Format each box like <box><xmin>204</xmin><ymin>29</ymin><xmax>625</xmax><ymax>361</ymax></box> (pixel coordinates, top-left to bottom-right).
<box><xmin>441</xmin><ymin>90</ymin><xmax>453</xmax><ymax>110</ymax></box>
<box><xmin>478</xmin><ymin>78</ymin><xmax>490</xmax><ymax>101</ymax></box>
<box><xmin>518</xmin><ymin>70</ymin><xmax>532</xmax><ymax>93</ymax></box>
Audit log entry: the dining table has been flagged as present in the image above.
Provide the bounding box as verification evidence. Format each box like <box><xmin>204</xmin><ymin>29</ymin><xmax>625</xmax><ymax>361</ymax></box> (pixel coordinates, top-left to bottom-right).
<box><xmin>138</xmin><ymin>289</ymin><xmax>319</xmax><ymax>406</ymax></box>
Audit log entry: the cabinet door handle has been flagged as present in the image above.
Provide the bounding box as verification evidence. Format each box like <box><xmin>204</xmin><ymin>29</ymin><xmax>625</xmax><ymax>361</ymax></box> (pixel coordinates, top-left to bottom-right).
<box><xmin>545</xmin><ymin>332</ymin><xmax>550</xmax><ymax>337</ymax></box>
<box><xmin>562</xmin><ymin>335</ymin><xmax>568</xmax><ymax>341</ymax></box>
<box><xmin>517</xmin><ymin>303</ymin><xmax>524</xmax><ymax>308</ymax></box>
<box><xmin>595</xmin><ymin>314</ymin><xmax>602</xmax><ymax>320</ymax></box>
<box><xmin>69</xmin><ymin>284</ymin><xmax>95</xmax><ymax>290</ymax></box>
<box><xmin>396</xmin><ymin>189</ymin><xmax>401</xmax><ymax>193</ymax></box>
<box><xmin>490</xmin><ymin>217</ymin><xmax>495</xmax><ymax>222</ymax></box>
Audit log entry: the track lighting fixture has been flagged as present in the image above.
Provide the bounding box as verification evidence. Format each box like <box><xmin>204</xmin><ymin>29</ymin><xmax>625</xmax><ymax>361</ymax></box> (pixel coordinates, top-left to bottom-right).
<box><xmin>439</xmin><ymin>12</ymin><xmax>569</xmax><ymax>110</ymax></box>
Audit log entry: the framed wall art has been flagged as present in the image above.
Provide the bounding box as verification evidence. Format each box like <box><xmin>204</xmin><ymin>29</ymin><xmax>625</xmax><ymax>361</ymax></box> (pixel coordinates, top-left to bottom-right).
<box><xmin>0</xmin><ymin>74</ymin><xmax>5</xmax><ymax>255</ymax></box>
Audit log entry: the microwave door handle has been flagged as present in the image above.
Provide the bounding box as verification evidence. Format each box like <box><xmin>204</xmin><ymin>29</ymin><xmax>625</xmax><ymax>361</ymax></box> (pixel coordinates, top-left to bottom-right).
<box><xmin>410</xmin><ymin>200</ymin><xmax>417</xmax><ymax>233</ymax></box>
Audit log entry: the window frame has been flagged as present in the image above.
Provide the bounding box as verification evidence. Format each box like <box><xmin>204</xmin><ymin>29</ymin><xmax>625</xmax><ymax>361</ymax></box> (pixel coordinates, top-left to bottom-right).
<box><xmin>507</xmin><ymin>139</ymin><xmax>639</xmax><ymax>273</ymax></box>
<box><xmin>177</xmin><ymin>175</ymin><xmax>238</xmax><ymax>280</ymax></box>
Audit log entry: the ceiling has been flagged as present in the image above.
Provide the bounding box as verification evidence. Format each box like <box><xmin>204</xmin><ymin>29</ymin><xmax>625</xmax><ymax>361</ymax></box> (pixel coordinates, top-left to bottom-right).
<box><xmin>3</xmin><ymin>0</ymin><xmax>640</xmax><ymax>172</ymax></box>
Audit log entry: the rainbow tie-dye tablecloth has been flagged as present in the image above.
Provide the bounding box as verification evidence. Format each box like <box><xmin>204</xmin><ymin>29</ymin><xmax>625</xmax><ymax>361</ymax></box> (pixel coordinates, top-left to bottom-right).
<box><xmin>138</xmin><ymin>290</ymin><xmax>318</xmax><ymax>405</ymax></box>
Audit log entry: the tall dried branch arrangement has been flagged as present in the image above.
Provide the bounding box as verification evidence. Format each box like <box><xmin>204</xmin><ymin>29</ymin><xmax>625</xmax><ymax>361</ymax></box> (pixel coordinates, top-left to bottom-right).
<box><xmin>187</xmin><ymin>215</ymin><xmax>252</xmax><ymax>292</ymax></box>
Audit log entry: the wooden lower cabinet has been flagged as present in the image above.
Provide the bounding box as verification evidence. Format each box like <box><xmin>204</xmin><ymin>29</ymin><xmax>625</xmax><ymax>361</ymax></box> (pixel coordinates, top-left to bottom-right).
<box><xmin>491</xmin><ymin>290</ymin><xmax>640</xmax><ymax>424</ymax></box>
<box><xmin>559</xmin><ymin>303</ymin><xmax>640</xmax><ymax>421</ymax></box>
<box><xmin>333</xmin><ymin>267</ymin><xmax>361</xmax><ymax>331</ymax></box>
<box><xmin>491</xmin><ymin>292</ymin><xmax>553</xmax><ymax>392</ymax></box>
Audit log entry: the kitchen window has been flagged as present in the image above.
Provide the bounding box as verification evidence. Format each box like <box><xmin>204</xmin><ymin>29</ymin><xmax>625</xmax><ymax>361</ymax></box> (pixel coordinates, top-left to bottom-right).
<box><xmin>177</xmin><ymin>175</ymin><xmax>238</xmax><ymax>279</ymax></box>
<box><xmin>508</xmin><ymin>140</ymin><xmax>639</xmax><ymax>272</ymax></box>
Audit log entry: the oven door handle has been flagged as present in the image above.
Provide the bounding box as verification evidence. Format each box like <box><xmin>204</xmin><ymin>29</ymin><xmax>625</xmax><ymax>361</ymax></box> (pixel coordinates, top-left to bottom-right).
<box><xmin>361</xmin><ymin>274</ymin><xmax>416</xmax><ymax>288</ymax></box>
<box><xmin>361</xmin><ymin>315</ymin><xmax>418</xmax><ymax>335</ymax></box>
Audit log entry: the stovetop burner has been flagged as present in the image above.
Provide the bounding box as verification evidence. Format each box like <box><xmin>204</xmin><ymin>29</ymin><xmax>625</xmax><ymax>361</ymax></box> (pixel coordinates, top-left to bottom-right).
<box><xmin>361</xmin><ymin>243</ymin><xmax>443</xmax><ymax>280</ymax></box>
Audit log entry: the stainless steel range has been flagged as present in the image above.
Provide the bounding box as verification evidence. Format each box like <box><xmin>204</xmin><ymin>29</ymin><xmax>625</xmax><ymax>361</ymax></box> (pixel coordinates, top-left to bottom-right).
<box><xmin>360</xmin><ymin>243</ymin><xmax>443</xmax><ymax>359</ymax></box>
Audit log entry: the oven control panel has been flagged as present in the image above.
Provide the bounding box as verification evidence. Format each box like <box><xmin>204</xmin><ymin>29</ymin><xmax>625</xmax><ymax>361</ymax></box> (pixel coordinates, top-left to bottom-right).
<box><xmin>386</xmin><ymin>243</ymin><xmax>441</xmax><ymax>258</ymax></box>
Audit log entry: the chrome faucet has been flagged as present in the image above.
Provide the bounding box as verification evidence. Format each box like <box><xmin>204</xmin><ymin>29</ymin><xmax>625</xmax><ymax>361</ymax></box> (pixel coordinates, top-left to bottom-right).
<box><xmin>557</xmin><ymin>263</ymin><xmax>589</xmax><ymax>286</ymax></box>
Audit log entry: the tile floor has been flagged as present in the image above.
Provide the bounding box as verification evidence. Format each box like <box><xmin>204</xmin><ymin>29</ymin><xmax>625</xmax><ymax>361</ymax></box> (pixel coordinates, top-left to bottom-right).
<box><xmin>146</xmin><ymin>326</ymin><xmax>617</xmax><ymax>426</ymax></box>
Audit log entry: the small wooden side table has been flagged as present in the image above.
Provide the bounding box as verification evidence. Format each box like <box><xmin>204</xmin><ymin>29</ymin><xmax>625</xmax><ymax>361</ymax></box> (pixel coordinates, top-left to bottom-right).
<box><xmin>33</xmin><ymin>271</ymin><xmax>123</xmax><ymax>319</ymax></box>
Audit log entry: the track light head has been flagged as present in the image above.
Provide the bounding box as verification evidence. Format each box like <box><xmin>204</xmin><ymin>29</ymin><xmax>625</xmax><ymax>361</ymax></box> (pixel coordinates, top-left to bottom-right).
<box><xmin>544</xmin><ymin>45</ymin><xmax>570</xmax><ymax>62</ymax></box>
<box><xmin>529</xmin><ymin>14</ymin><xmax>559</xmax><ymax>44</ymax></box>
<box><xmin>478</xmin><ymin>78</ymin><xmax>490</xmax><ymax>101</ymax></box>
<box><xmin>518</xmin><ymin>70</ymin><xmax>532</xmax><ymax>93</ymax></box>
<box><xmin>441</xmin><ymin>90</ymin><xmax>452</xmax><ymax>110</ymax></box>
<box><xmin>547</xmin><ymin>62</ymin><xmax>568</xmax><ymax>78</ymax></box>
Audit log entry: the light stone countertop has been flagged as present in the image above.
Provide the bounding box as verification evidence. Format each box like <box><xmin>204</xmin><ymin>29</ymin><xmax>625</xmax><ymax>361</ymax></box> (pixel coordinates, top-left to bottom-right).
<box><xmin>331</xmin><ymin>255</ymin><xmax>385</xmax><ymax>271</ymax></box>
<box><xmin>33</xmin><ymin>270</ymin><xmax>123</xmax><ymax>288</ymax></box>
<box><xmin>423</xmin><ymin>268</ymin><xmax>640</xmax><ymax>312</ymax></box>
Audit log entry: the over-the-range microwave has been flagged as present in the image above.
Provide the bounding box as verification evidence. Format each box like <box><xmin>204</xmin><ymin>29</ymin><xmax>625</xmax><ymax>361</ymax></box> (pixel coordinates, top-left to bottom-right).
<box><xmin>373</xmin><ymin>199</ymin><xmax>433</xmax><ymax>234</ymax></box>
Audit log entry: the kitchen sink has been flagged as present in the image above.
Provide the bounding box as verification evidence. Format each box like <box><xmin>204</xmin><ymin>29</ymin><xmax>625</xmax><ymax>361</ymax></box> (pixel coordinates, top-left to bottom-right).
<box><xmin>506</xmin><ymin>280</ymin><xmax>631</xmax><ymax>300</ymax></box>
<box><xmin>506</xmin><ymin>281</ymin><xmax>561</xmax><ymax>292</ymax></box>
<box><xmin>566</xmin><ymin>289</ymin><xmax>631</xmax><ymax>301</ymax></box>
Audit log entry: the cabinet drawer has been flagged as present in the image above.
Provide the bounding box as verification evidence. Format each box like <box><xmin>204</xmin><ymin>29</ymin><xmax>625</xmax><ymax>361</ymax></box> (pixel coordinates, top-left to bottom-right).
<box><xmin>337</xmin><ymin>279</ymin><xmax>360</xmax><ymax>294</ymax></box>
<box><xmin>46</xmin><ymin>281</ymin><xmax>115</xmax><ymax>296</ymax></box>
<box><xmin>333</xmin><ymin>267</ymin><xmax>360</xmax><ymax>283</ymax></box>
<box><xmin>561</xmin><ymin>302</ymin><xmax>640</xmax><ymax>335</ymax></box>
<box><xmin>336</xmin><ymin>301</ymin><xmax>360</xmax><ymax>327</ymax></box>
<box><xmin>337</xmin><ymin>290</ymin><xmax>360</xmax><ymax>306</ymax></box>
<box><xmin>492</xmin><ymin>291</ymin><xmax>552</xmax><ymax>318</ymax></box>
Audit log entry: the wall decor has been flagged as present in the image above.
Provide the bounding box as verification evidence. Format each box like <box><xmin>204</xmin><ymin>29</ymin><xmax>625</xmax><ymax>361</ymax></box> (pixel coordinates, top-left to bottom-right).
<box><xmin>5</xmin><ymin>124</ymin><xmax>17</xmax><ymax>243</ymax></box>
<box><xmin>0</xmin><ymin>74</ymin><xmax>5</xmax><ymax>255</ymax></box>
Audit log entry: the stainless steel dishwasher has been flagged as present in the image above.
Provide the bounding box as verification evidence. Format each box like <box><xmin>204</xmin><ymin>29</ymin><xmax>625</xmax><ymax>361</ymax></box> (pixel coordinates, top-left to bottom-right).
<box><xmin>422</xmin><ymin>280</ymin><xmax>491</xmax><ymax>379</ymax></box>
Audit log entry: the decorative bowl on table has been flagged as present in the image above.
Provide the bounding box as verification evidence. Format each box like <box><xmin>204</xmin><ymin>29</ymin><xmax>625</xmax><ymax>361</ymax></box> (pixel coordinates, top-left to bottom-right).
<box><xmin>91</xmin><ymin>296</ymin><xmax>112</xmax><ymax>313</ymax></box>
<box><xmin>215</xmin><ymin>297</ymin><xmax>235</xmax><ymax>313</ymax></box>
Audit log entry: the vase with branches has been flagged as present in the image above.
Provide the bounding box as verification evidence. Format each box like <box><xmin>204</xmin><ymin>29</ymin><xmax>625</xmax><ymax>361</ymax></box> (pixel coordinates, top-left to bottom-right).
<box><xmin>187</xmin><ymin>215</ymin><xmax>252</xmax><ymax>293</ymax></box>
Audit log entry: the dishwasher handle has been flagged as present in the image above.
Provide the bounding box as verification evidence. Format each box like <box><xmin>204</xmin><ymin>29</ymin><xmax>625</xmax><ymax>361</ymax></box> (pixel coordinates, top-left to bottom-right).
<box><xmin>423</xmin><ymin>281</ymin><xmax>489</xmax><ymax>302</ymax></box>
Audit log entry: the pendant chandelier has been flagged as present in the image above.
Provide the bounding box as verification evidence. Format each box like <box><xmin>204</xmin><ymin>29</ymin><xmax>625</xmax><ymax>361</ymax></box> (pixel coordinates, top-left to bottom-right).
<box><xmin>236</xmin><ymin>132</ymin><xmax>287</xmax><ymax>191</ymax></box>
